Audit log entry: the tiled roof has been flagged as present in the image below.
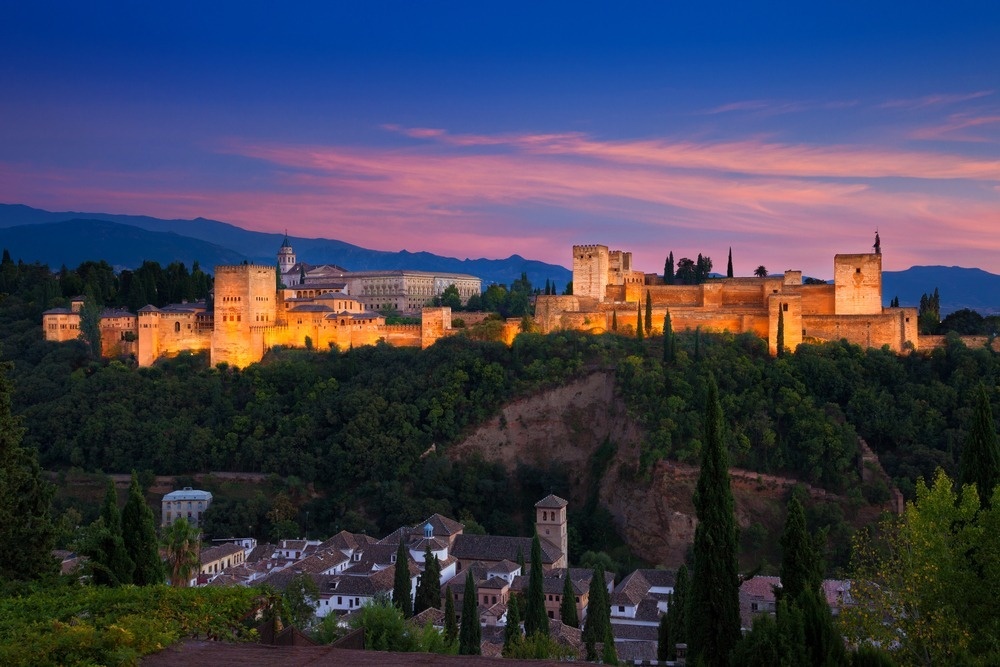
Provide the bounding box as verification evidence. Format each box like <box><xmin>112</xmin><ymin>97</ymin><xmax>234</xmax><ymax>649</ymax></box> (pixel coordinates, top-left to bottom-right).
<box><xmin>290</xmin><ymin>549</ymin><xmax>350</xmax><ymax>574</ymax></box>
<box><xmin>740</xmin><ymin>575</ymin><xmax>781</xmax><ymax>601</ymax></box>
<box><xmin>610</xmin><ymin>623</ymin><xmax>660</xmax><ymax>641</ymax></box>
<box><xmin>611</xmin><ymin>570</ymin><xmax>650</xmax><ymax>606</ymax></box>
<box><xmin>288</xmin><ymin>304</ymin><xmax>333</xmax><ymax>312</ymax></box>
<box><xmin>487</xmin><ymin>559</ymin><xmax>520</xmax><ymax>575</ymax></box>
<box><xmin>200</xmin><ymin>542</ymin><xmax>243</xmax><ymax>564</ymax></box>
<box><xmin>418</xmin><ymin>513</ymin><xmax>465</xmax><ymax>537</ymax></box>
<box><xmin>452</xmin><ymin>534</ymin><xmax>561</xmax><ymax>564</ymax></box>
<box><xmin>636</xmin><ymin>568</ymin><xmax>676</xmax><ymax>588</ymax></box>
<box><xmin>246</xmin><ymin>543</ymin><xmax>277</xmax><ymax>563</ymax></box>
<box><xmin>613</xmin><ymin>639</ymin><xmax>658</xmax><ymax>662</ymax></box>
<box><xmin>408</xmin><ymin>607</ymin><xmax>446</xmax><ymax>628</ymax></box>
<box><xmin>534</xmin><ymin>494</ymin><xmax>568</xmax><ymax>509</ymax></box>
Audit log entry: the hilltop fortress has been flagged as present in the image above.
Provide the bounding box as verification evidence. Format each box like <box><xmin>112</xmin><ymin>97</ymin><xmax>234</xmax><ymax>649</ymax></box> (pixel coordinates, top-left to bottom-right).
<box><xmin>43</xmin><ymin>236</ymin><xmax>921</xmax><ymax>366</ymax></box>
<box><xmin>535</xmin><ymin>240</ymin><xmax>919</xmax><ymax>354</ymax></box>
<box><xmin>43</xmin><ymin>238</ymin><xmax>490</xmax><ymax>368</ymax></box>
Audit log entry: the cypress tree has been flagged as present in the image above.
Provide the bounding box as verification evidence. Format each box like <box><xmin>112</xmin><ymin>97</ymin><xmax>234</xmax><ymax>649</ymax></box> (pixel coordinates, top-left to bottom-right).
<box><xmin>959</xmin><ymin>383</ymin><xmax>1000</xmax><ymax>507</ymax></box>
<box><xmin>779</xmin><ymin>495</ymin><xmax>819</xmax><ymax>602</ymax></box>
<box><xmin>611</xmin><ymin>309</ymin><xmax>618</xmax><ymax>332</ymax></box>
<box><xmin>694</xmin><ymin>326</ymin><xmax>701</xmax><ymax>360</ymax></box>
<box><xmin>636</xmin><ymin>303</ymin><xmax>644</xmax><ymax>342</ymax></box>
<box><xmin>560</xmin><ymin>572</ymin><xmax>579</xmax><ymax>628</ymax></box>
<box><xmin>602</xmin><ymin>623</ymin><xmax>619</xmax><ymax>665</ymax></box>
<box><xmin>414</xmin><ymin>546</ymin><xmax>442</xmax><ymax>613</ymax></box>
<box><xmin>87</xmin><ymin>478</ymin><xmax>134</xmax><ymax>586</ymax></box>
<box><xmin>523</xmin><ymin>533</ymin><xmax>549</xmax><ymax>637</ymax></box>
<box><xmin>0</xmin><ymin>360</ymin><xmax>58</xmax><ymax>582</ymax></box>
<box><xmin>583</xmin><ymin>564</ymin><xmax>611</xmax><ymax>661</ymax></box>
<box><xmin>665</xmin><ymin>564</ymin><xmax>688</xmax><ymax>660</ymax></box>
<box><xmin>459</xmin><ymin>570</ymin><xmax>481</xmax><ymax>655</ymax></box>
<box><xmin>665</xmin><ymin>252</ymin><xmax>675</xmax><ymax>285</ymax></box>
<box><xmin>688</xmin><ymin>375</ymin><xmax>740</xmax><ymax>666</ymax></box>
<box><xmin>121</xmin><ymin>471</ymin><xmax>164</xmax><ymax>586</ymax></box>
<box><xmin>727</xmin><ymin>247</ymin><xmax>734</xmax><ymax>278</ymax></box>
<box><xmin>503</xmin><ymin>593</ymin><xmax>522</xmax><ymax>654</ymax></box>
<box><xmin>444</xmin><ymin>590</ymin><xmax>458</xmax><ymax>644</ymax></box>
<box><xmin>663</xmin><ymin>310</ymin><xmax>675</xmax><ymax>364</ymax></box>
<box><xmin>645</xmin><ymin>291</ymin><xmax>653</xmax><ymax>335</ymax></box>
<box><xmin>776</xmin><ymin>307</ymin><xmax>786</xmax><ymax>357</ymax></box>
<box><xmin>392</xmin><ymin>538</ymin><xmax>412</xmax><ymax>617</ymax></box>
<box><xmin>657</xmin><ymin>612</ymin><xmax>670</xmax><ymax>662</ymax></box>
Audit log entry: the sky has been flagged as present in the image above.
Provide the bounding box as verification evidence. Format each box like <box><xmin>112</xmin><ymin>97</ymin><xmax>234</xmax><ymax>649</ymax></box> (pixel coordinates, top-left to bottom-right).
<box><xmin>1</xmin><ymin>2</ymin><xmax>999</xmax><ymax>279</ymax></box>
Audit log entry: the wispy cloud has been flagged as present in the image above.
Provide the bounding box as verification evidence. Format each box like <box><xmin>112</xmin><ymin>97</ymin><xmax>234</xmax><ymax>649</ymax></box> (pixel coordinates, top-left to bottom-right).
<box><xmin>877</xmin><ymin>90</ymin><xmax>994</xmax><ymax>110</ymax></box>
<box><xmin>702</xmin><ymin>98</ymin><xmax>859</xmax><ymax>116</ymax></box>
<box><xmin>910</xmin><ymin>113</ymin><xmax>1000</xmax><ymax>143</ymax></box>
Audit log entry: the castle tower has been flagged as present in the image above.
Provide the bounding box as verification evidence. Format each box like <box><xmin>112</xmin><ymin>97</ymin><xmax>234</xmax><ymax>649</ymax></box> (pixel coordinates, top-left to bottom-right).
<box><xmin>535</xmin><ymin>495</ymin><xmax>568</xmax><ymax>569</ymax></box>
<box><xmin>277</xmin><ymin>234</ymin><xmax>296</xmax><ymax>275</ymax></box>
<box><xmin>572</xmin><ymin>245</ymin><xmax>610</xmax><ymax>302</ymax></box>
<box><xmin>834</xmin><ymin>253</ymin><xmax>882</xmax><ymax>315</ymax></box>
<box><xmin>211</xmin><ymin>264</ymin><xmax>278</xmax><ymax>368</ymax></box>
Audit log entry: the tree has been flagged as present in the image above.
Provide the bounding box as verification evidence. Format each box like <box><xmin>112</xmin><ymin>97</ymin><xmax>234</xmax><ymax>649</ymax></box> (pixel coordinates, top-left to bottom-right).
<box><xmin>727</xmin><ymin>247</ymin><xmax>734</xmax><ymax>278</ymax></box>
<box><xmin>779</xmin><ymin>495</ymin><xmax>819</xmax><ymax>602</ymax></box>
<box><xmin>350</xmin><ymin>593</ymin><xmax>416</xmax><ymax>652</ymax></box>
<box><xmin>602</xmin><ymin>623</ymin><xmax>619</xmax><ymax>665</ymax></box>
<box><xmin>83</xmin><ymin>478</ymin><xmax>134</xmax><ymax>586</ymax></box>
<box><xmin>695</xmin><ymin>253</ymin><xmax>713</xmax><ymax>283</ymax></box>
<box><xmin>688</xmin><ymin>375</ymin><xmax>741</xmax><ymax>666</ymax></box>
<box><xmin>842</xmin><ymin>470</ymin><xmax>1000</xmax><ymax>664</ymax></box>
<box><xmin>0</xmin><ymin>362</ymin><xmax>57</xmax><ymax>582</ymax></box>
<box><xmin>283</xmin><ymin>572</ymin><xmax>320</xmax><ymax>628</ymax></box>
<box><xmin>645</xmin><ymin>291</ymin><xmax>653</xmax><ymax>335</ymax></box>
<box><xmin>444</xmin><ymin>590</ymin><xmax>458</xmax><ymax>645</ymax></box>
<box><xmin>665</xmin><ymin>564</ymin><xmax>688</xmax><ymax>661</ymax></box>
<box><xmin>162</xmin><ymin>518</ymin><xmax>200</xmax><ymax>587</ymax></box>
<box><xmin>665</xmin><ymin>252</ymin><xmax>675</xmax><ymax>285</ymax></box>
<box><xmin>663</xmin><ymin>310</ymin><xmax>675</xmax><ymax>364</ymax></box>
<box><xmin>582</xmin><ymin>564</ymin><xmax>611</xmax><ymax>661</ymax></box>
<box><xmin>755</xmin><ymin>265</ymin><xmax>768</xmax><ymax>278</ymax></box>
<box><xmin>675</xmin><ymin>257</ymin><xmax>697</xmax><ymax>284</ymax></box>
<box><xmin>611</xmin><ymin>309</ymin><xmax>618</xmax><ymax>332</ymax></box>
<box><xmin>636</xmin><ymin>303</ymin><xmax>644</xmax><ymax>342</ymax></box>
<box><xmin>415</xmin><ymin>546</ymin><xmax>442</xmax><ymax>614</ymax></box>
<box><xmin>78</xmin><ymin>291</ymin><xmax>103</xmax><ymax>357</ymax></box>
<box><xmin>657</xmin><ymin>612</ymin><xmax>670</xmax><ymax>662</ymax></box>
<box><xmin>560</xmin><ymin>572</ymin><xmax>579</xmax><ymax>628</ymax></box>
<box><xmin>121</xmin><ymin>471</ymin><xmax>164</xmax><ymax>586</ymax></box>
<box><xmin>776</xmin><ymin>307</ymin><xmax>786</xmax><ymax>358</ymax></box>
<box><xmin>503</xmin><ymin>593</ymin><xmax>522</xmax><ymax>655</ymax></box>
<box><xmin>959</xmin><ymin>383</ymin><xmax>1000</xmax><ymax>507</ymax></box>
<box><xmin>458</xmin><ymin>570</ymin><xmax>481</xmax><ymax>655</ymax></box>
<box><xmin>523</xmin><ymin>533</ymin><xmax>549</xmax><ymax>637</ymax></box>
<box><xmin>393</xmin><ymin>538</ymin><xmax>412</xmax><ymax>617</ymax></box>
<box><xmin>437</xmin><ymin>284</ymin><xmax>462</xmax><ymax>310</ymax></box>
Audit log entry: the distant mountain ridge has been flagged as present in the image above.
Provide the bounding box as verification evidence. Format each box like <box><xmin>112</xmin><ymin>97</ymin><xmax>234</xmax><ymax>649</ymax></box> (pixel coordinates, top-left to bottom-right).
<box><xmin>1</xmin><ymin>204</ymin><xmax>997</xmax><ymax>312</ymax></box>
<box><xmin>0</xmin><ymin>204</ymin><xmax>573</xmax><ymax>289</ymax></box>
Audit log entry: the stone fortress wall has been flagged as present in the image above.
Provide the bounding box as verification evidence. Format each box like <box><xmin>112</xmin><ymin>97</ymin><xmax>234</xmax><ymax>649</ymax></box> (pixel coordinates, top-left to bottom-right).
<box><xmin>537</xmin><ymin>242</ymin><xmax>919</xmax><ymax>355</ymax></box>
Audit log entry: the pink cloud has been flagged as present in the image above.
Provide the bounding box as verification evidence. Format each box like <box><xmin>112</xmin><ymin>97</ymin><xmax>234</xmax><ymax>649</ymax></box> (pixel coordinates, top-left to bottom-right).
<box><xmin>877</xmin><ymin>90</ymin><xmax>994</xmax><ymax>110</ymax></box>
<box><xmin>910</xmin><ymin>114</ymin><xmax>1000</xmax><ymax>143</ymax></box>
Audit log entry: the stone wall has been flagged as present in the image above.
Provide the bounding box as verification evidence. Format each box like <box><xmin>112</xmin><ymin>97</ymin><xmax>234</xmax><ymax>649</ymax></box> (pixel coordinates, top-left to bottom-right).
<box><xmin>834</xmin><ymin>253</ymin><xmax>882</xmax><ymax>315</ymax></box>
<box><xmin>572</xmin><ymin>244</ymin><xmax>610</xmax><ymax>301</ymax></box>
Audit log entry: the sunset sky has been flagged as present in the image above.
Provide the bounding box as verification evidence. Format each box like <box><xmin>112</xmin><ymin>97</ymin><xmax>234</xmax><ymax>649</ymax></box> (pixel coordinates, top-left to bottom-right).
<box><xmin>2</xmin><ymin>2</ymin><xmax>998</xmax><ymax>278</ymax></box>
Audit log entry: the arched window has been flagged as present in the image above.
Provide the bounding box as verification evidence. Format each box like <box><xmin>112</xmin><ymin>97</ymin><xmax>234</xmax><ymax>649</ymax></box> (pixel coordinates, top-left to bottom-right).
<box><xmin>174</xmin><ymin>321</ymin><xmax>180</xmax><ymax>333</ymax></box>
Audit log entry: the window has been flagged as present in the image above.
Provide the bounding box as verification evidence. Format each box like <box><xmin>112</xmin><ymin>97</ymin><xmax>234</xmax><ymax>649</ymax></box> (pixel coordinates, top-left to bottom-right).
<box><xmin>174</xmin><ymin>321</ymin><xmax>181</xmax><ymax>332</ymax></box>
<box><xmin>619</xmin><ymin>605</ymin><xmax>625</xmax><ymax>612</ymax></box>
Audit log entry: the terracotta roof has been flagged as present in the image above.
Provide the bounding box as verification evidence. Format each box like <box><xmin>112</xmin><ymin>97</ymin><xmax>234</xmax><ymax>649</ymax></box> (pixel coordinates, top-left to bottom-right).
<box><xmin>289</xmin><ymin>549</ymin><xmax>350</xmax><ymax>574</ymax></box>
<box><xmin>418</xmin><ymin>513</ymin><xmax>465</xmax><ymax>537</ymax></box>
<box><xmin>487</xmin><ymin>559</ymin><xmax>520</xmax><ymax>575</ymax></box>
<box><xmin>611</xmin><ymin>570</ymin><xmax>651</xmax><ymax>606</ymax></box>
<box><xmin>200</xmin><ymin>543</ymin><xmax>243</xmax><ymax>564</ymax></box>
<box><xmin>408</xmin><ymin>607</ymin><xmax>446</xmax><ymax>628</ymax></box>
<box><xmin>246</xmin><ymin>543</ymin><xmax>277</xmax><ymax>563</ymax></box>
<box><xmin>452</xmin><ymin>534</ymin><xmax>561</xmax><ymax>564</ymax></box>
<box><xmin>610</xmin><ymin>623</ymin><xmax>659</xmax><ymax>641</ymax></box>
<box><xmin>534</xmin><ymin>494</ymin><xmax>569</xmax><ymax>509</ymax></box>
<box><xmin>740</xmin><ymin>575</ymin><xmax>781</xmax><ymax>601</ymax></box>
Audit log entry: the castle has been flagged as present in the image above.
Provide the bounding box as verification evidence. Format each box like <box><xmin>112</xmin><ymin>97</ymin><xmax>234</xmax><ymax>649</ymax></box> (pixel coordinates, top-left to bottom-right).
<box><xmin>43</xmin><ymin>236</ymin><xmax>920</xmax><ymax>365</ymax></box>
<box><xmin>534</xmin><ymin>239</ymin><xmax>919</xmax><ymax>354</ymax></box>
<box><xmin>43</xmin><ymin>237</ymin><xmax>484</xmax><ymax>368</ymax></box>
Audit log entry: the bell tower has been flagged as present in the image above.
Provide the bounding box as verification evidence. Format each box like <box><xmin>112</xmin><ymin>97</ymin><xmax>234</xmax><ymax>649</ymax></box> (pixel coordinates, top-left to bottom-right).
<box><xmin>534</xmin><ymin>495</ymin><xmax>568</xmax><ymax>569</ymax></box>
<box><xmin>277</xmin><ymin>233</ymin><xmax>296</xmax><ymax>275</ymax></box>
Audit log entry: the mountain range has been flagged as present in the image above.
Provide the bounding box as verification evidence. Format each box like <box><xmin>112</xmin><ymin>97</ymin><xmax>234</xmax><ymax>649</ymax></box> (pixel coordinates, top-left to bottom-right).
<box><xmin>0</xmin><ymin>203</ymin><xmax>997</xmax><ymax>314</ymax></box>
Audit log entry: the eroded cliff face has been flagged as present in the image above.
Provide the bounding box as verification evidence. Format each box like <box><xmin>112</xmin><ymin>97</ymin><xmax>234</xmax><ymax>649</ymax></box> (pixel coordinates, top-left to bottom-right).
<box><xmin>449</xmin><ymin>371</ymin><xmax>890</xmax><ymax>567</ymax></box>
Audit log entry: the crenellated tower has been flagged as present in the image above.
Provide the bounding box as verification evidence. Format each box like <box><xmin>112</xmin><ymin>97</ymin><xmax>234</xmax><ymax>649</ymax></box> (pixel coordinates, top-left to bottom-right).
<box><xmin>211</xmin><ymin>264</ymin><xmax>278</xmax><ymax>367</ymax></box>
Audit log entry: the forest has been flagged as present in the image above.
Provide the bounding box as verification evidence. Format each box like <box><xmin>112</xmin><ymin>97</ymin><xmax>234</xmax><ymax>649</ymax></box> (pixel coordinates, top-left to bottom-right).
<box><xmin>1</xmin><ymin>254</ymin><xmax>998</xmax><ymax>561</ymax></box>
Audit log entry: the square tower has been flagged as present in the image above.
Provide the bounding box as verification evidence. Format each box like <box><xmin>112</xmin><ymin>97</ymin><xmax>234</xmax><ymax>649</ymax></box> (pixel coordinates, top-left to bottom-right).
<box><xmin>572</xmin><ymin>245</ymin><xmax>610</xmax><ymax>302</ymax></box>
<box><xmin>535</xmin><ymin>495</ymin><xmax>568</xmax><ymax>568</ymax></box>
<box><xmin>834</xmin><ymin>253</ymin><xmax>882</xmax><ymax>315</ymax></box>
<box><xmin>211</xmin><ymin>264</ymin><xmax>278</xmax><ymax>367</ymax></box>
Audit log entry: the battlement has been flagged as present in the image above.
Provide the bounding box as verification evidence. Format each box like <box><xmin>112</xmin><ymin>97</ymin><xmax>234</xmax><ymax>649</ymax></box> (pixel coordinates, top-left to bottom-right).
<box><xmin>215</xmin><ymin>264</ymin><xmax>276</xmax><ymax>274</ymax></box>
<box><xmin>572</xmin><ymin>244</ymin><xmax>609</xmax><ymax>255</ymax></box>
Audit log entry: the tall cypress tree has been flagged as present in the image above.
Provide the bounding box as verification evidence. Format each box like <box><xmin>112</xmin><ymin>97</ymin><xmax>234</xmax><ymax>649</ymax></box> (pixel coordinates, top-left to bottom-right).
<box><xmin>560</xmin><ymin>572</ymin><xmax>579</xmax><ymax>628</ymax></box>
<box><xmin>665</xmin><ymin>252</ymin><xmax>675</xmax><ymax>285</ymax></box>
<box><xmin>444</xmin><ymin>590</ymin><xmax>458</xmax><ymax>644</ymax></box>
<box><xmin>583</xmin><ymin>564</ymin><xmax>611</xmax><ymax>661</ymax></box>
<box><xmin>727</xmin><ymin>247</ymin><xmax>734</xmax><ymax>278</ymax></box>
<box><xmin>636</xmin><ymin>303</ymin><xmax>644</xmax><ymax>342</ymax></box>
<box><xmin>503</xmin><ymin>593</ymin><xmax>522</xmax><ymax>655</ymax></box>
<box><xmin>688</xmin><ymin>375</ymin><xmax>741</xmax><ymax>667</ymax></box>
<box><xmin>414</xmin><ymin>546</ymin><xmax>442</xmax><ymax>613</ymax></box>
<box><xmin>121</xmin><ymin>471</ymin><xmax>164</xmax><ymax>586</ymax></box>
<box><xmin>959</xmin><ymin>383</ymin><xmax>1000</xmax><ymax>507</ymax></box>
<box><xmin>665</xmin><ymin>564</ymin><xmax>688</xmax><ymax>660</ymax></box>
<box><xmin>459</xmin><ymin>570</ymin><xmax>481</xmax><ymax>655</ymax></box>
<box><xmin>776</xmin><ymin>307</ymin><xmax>786</xmax><ymax>358</ymax></box>
<box><xmin>0</xmin><ymin>361</ymin><xmax>57</xmax><ymax>582</ymax></box>
<box><xmin>523</xmin><ymin>533</ymin><xmax>549</xmax><ymax>637</ymax></box>
<box><xmin>657</xmin><ymin>612</ymin><xmax>670</xmax><ymax>662</ymax></box>
<box><xmin>392</xmin><ymin>538</ymin><xmax>412</xmax><ymax>617</ymax></box>
<box><xmin>663</xmin><ymin>310</ymin><xmax>675</xmax><ymax>364</ymax></box>
<box><xmin>611</xmin><ymin>309</ymin><xmax>618</xmax><ymax>332</ymax></box>
<box><xmin>779</xmin><ymin>495</ymin><xmax>819</xmax><ymax>602</ymax></box>
<box><xmin>645</xmin><ymin>291</ymin><xmax>653</xmax><ymax>335</ymax></box>
<box><xmin>86</xmin><ymin>478</ymin><xmax>134</xmax><ymax>586</ymax></box>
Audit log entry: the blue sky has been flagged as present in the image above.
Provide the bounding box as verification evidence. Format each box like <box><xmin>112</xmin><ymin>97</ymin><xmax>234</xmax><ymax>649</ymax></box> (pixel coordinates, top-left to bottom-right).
<box><xmin>2</xmin><ymin>2</ymin><xmax>998</xmax><ymax>277</ymax></box>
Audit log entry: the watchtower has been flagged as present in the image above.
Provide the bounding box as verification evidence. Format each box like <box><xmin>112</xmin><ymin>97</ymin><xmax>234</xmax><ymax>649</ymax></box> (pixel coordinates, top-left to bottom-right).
<box><xmin>535</xmin><ymin>495</ymin><xmax>568</xmax><ymax>568</ymax></box>
<box><xmin>211</xmin><ymin>264</ymin><xmax>278</xmax><ymax>367</ymax></box>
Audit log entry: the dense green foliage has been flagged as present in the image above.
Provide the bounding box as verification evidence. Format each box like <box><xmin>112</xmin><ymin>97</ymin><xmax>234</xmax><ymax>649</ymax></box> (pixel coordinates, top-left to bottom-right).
<box><xmin>349</xmin><ymin>594</ymin><xmax>454</xmax><ymax>654</ymax></box>
<box><xmin>688</xmin><ymin>375</ymin><xmax>741</xmax><ymax>667</ymax></box>
<box><xmin>559</xmin><ymin>573</ymin><xmax>578</xmax><ymax>628</ymax></box>
<box><xmin>392</xmin><ymin>539</ymin><xmax>412</xmax><ymax>617</ymax></box>
<box><xmin>959</xmin><ymin>383</ymin><xmax>1000</xmax><ymax>506</ymax></box>
<box><xmin>121</xmin><ymin>472</ymin><xmax>166</xmax><ymax>586</ymax></box>
<box><xmin>0</xmin><ymin>583</ymin><xmax>273</xmax><ymax>666</ymax></box>
<box><xmin>414</xmin><ymin>547</ymin><xmax>441</xmax><ymax>614</ymax></box>
<box><xmin>582</xmin><ymin>564</ymin><xmax>611</xmax><ymax>661</ymax></box>
<box><xmin>458</xmin><ymin>570</ymin><xmax>481</xmax><ymax>655</ymax></box>
<box><xmin>523</xmin><ymin>533</ymin><xmax>548</xmax><ymax>638</ymax></box>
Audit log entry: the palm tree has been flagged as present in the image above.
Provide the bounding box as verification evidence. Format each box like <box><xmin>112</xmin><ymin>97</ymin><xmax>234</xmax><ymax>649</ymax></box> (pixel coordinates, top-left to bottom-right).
<box><xmin>754</xmin><ymin>265</ymin><xmax>768</xmax><ymax>278</ymax></box>
<box><xmin>162</xmin><ymin>518</ymin><xmax>201</xmax><ymax>587</ymax></box>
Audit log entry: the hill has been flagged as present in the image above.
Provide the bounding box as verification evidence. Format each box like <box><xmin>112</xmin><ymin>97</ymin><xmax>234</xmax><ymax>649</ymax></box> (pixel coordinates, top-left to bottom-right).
<box><xmin>883</xmin><ymin>265</ymin><xmax>1000</xmax><ymax>315</ymax></box>
<box><xmin>0</xmin><ymin>203</ymin><xmax>572</xmax><ymax>289</ymax></box>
